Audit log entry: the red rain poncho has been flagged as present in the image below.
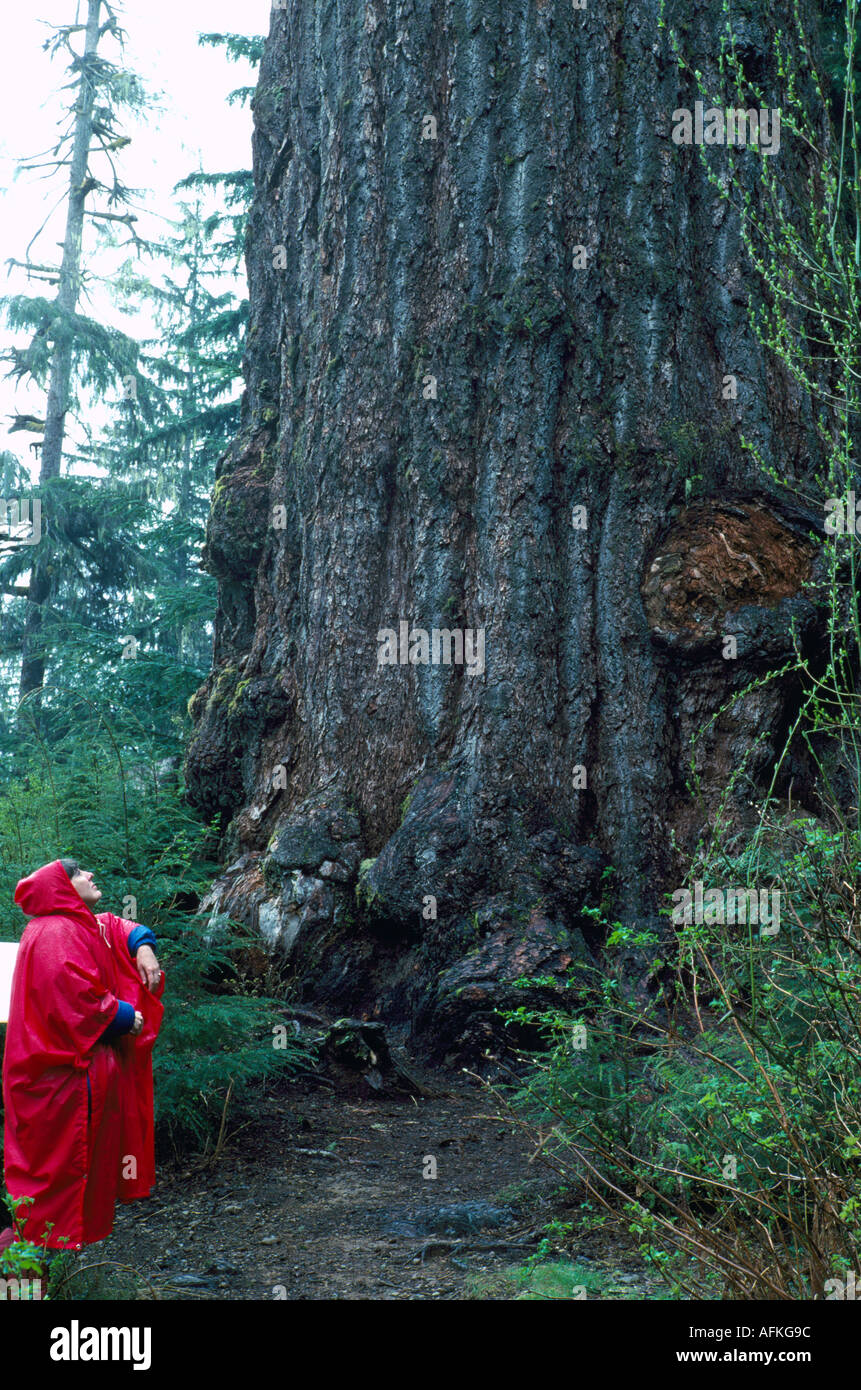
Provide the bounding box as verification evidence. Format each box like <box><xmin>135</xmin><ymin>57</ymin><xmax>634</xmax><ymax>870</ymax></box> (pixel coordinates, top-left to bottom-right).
<box><xmin>2</xmin><ymin>861</ymin><xmax>164</xmax><ymax>1250</ymax></box>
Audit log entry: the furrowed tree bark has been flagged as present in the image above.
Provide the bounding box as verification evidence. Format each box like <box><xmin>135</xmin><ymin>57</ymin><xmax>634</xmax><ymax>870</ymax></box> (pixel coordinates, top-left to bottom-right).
<box><xmin>187</xmin><ymin>0</ymin><xmax>834</xmax><ymax>1058</ymax></box>
<box><xmin>19</xmin><ymin>0</ymin><xmax>104</xmax><ymax>709</ymax></box>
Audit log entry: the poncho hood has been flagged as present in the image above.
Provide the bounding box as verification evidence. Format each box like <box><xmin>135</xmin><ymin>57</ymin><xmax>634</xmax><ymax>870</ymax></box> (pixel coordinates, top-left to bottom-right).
<box><xmin>14</xmin><ymin>859</ymin><xmax>98</xmax><ymax>928</ymax></box>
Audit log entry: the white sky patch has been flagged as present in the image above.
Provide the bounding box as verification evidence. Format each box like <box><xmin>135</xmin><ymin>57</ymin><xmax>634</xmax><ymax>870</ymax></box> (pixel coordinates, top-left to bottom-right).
<box><xmin>0</xmin><ymin>0</ymin><xmax>271</xmax><ymax>472</ymax></box>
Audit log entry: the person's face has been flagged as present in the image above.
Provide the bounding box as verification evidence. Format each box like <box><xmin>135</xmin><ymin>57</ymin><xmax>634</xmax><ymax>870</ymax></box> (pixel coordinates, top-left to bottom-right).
<box><xmin>70</xmin><ymin>869</ymin><xmax>102</xmax><ymax>907</ymax></box>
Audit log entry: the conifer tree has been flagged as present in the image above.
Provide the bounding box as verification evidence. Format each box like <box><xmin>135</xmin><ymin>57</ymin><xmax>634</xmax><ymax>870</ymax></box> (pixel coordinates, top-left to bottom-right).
<box><xmin>0</xmin><ymin>20</ymin><xmax>262</xmax><ymax>739</ymax></box>
<box><xmin>1</xmin><ymin>0</ymin><xmax>151</xmax><ymax>712</ymax></box>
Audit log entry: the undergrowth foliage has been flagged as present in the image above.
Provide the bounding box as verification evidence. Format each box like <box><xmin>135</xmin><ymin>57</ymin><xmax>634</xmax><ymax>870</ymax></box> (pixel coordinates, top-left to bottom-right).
<box><xmin>501</xmin><ymin>812</ymin><xmax>861</xmax><ymax>1297</ymax></box>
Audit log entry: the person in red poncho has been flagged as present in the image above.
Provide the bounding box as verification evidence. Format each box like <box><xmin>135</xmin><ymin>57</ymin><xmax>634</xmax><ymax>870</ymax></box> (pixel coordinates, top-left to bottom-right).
<box><xmin>1</xmin><ymin>858</ymin><xmax>165</xmax><ymax>1257</ymax></box>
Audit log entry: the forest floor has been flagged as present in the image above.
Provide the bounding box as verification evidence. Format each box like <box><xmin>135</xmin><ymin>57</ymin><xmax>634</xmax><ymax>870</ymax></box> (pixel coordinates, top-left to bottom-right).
<box><xmin>90</xmin><ymin>1069</ymin><xmax>666</xmax><ymax>1302</ymax></box>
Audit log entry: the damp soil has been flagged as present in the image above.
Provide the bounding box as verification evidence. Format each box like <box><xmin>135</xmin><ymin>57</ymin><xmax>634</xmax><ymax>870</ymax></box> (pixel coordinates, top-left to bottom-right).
<box><xmin>92</xmin><ymin>1072</ymin><xmax>661</xmax><ymax>1301</ymax></box>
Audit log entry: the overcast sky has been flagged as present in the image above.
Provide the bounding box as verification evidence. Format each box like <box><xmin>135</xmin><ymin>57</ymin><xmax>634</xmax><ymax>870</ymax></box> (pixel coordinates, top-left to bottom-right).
<box><xmin>0</xmin><ymin>0</ymin><xmax>271</xmax><ymax>470</ymax></box>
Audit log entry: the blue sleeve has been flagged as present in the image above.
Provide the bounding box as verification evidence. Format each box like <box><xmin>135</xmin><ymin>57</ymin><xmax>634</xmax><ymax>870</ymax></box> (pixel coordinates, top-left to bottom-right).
<box><xmin>100</xmin><ymin>1000</ymin><xmax>136</xmax><ymax>1041</ymax></box>
<box><xmin>127</xmin><ymin>925</ymin><xmax>157</xmax><ymax>956</ymax></box>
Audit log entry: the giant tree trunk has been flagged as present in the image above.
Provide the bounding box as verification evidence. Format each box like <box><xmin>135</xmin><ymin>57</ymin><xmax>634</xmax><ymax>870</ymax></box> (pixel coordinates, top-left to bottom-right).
<box><xmin>187</xmin><ymin>0</ymin><xmax>832</xmax><ymax>1057</ymax></box>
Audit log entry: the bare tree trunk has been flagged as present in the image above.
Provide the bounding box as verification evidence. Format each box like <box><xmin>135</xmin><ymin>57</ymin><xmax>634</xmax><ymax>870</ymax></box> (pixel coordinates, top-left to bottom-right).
<box><xmin>187</xmin><ymin>0</ymin><xmax>833</xmax><ymax>1056</ymax></box>
<box><xmin>19</xmin><ymin>0</ymin><xmax>103</xmax><ymax>708</ymax></box>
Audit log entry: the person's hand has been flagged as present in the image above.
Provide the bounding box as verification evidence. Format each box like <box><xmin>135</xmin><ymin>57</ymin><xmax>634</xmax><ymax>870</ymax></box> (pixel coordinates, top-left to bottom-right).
<box><xmin>131</xmin><ymin>1011</ymin><xmax>144</xmax><ymax>1037</ymax></box>
<box><xmin>135</xmin><ymin>944</ymin><xmax>161</xmax><ymax>991</ymax></box>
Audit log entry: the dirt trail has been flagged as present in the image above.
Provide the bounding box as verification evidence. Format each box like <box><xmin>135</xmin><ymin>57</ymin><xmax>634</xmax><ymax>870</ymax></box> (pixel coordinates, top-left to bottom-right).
<box><xmin>97</xmin><ymin>1073</ymin><xmax>655</xmax><ymax>1301</ymax></box>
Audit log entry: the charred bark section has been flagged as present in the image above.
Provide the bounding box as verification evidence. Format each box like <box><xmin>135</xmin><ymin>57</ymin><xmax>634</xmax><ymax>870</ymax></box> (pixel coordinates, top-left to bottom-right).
<box><xmin>187</xmin><ymin>0</ymin><xmax>832</xmax><ymax>1055</ymax></box>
